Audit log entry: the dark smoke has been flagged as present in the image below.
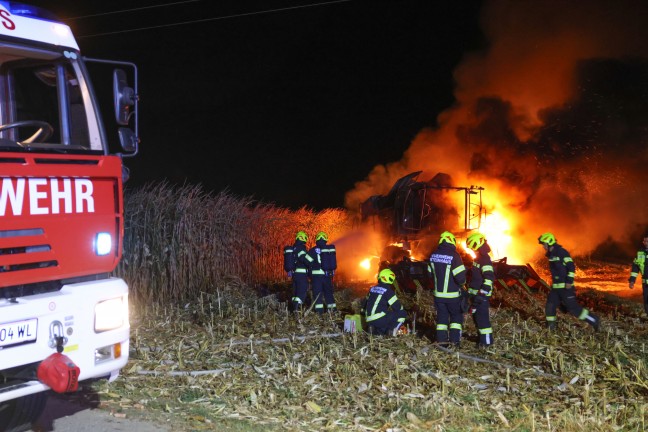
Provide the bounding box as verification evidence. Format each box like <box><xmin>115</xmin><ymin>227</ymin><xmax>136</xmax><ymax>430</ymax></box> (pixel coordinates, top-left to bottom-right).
<box><xmin>345</xmin><ymin>0</ymin><xmax>648</xmax><ymax>262</ymax></box>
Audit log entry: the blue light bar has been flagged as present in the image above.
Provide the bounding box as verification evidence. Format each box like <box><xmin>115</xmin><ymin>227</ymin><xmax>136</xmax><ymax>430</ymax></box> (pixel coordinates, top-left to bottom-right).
<box><xmin>0</xmin><ymin>2</ymin><xmax>60</xmax><ymax>22</ymax></box>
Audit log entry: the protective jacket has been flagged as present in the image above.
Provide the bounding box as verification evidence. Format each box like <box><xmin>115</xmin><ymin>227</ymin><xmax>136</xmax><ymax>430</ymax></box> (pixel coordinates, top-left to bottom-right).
<box><xmin>429</xmin><ymin>242</ymin><xmax>467</xmax><ymax>301</ymax></box>
<box><xmin>363</xmin><ymin>282</ymin><xmax>405</xmax><ymax>323</ymax></box>
<box><xmin>290</xmin><ymin>240</ymin><xmax>313</xmax><ymax>275</ymax></box>
<box><xmin>546</xmin><ymin>243</ymin><xmax>575</xmax><ymax>288</ymax></box>
<box><xmin>629</xmin><ymin>247</ymin><xmax>648</xmax><ymax>285</ymax></box>
<box><xmin>468</xmin><ymin>243</ymin><xmax>495</xmax><ymax>297</ymax></box>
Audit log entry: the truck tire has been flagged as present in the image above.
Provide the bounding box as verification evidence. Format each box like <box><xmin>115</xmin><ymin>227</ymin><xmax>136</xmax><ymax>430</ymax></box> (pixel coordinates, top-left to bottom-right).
<box><xmin>0</xmin><ymin>392</ymin><xmax>48</xmax><ymax>432</ymax></box>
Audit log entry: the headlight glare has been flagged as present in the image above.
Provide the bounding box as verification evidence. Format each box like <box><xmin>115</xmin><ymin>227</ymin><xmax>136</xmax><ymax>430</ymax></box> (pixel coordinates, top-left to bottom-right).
<box><xmin>95</xmin><ymin>297</ymin><xmax>124</xmax><ymax>332</ymax></box>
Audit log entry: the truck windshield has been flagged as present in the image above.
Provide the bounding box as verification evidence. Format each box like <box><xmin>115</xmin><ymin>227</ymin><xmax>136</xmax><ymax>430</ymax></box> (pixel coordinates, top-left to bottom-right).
<box><xmin>0</xmin><ymin>42</ymin><xmax>103</xmax><ymax>153</ymax></box>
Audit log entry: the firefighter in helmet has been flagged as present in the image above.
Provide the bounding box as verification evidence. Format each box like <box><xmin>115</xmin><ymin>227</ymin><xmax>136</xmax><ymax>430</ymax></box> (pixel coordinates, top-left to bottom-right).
<box><xmin>538</xmin><ymin>232</ymin><xmax>600</xmax><ymax>331</ymax></box>
<box><xmin>466</xmin><ymin>232</ymin><xmax>494</xmax><ymax>347</ymax></box>
<box><xmin>307</xmin><ymin>231</ymin><xmax>337</xmax><ymax>314</ymax></box>
<box><xmin>628</xmin><ymin>232</ymin><xmax>648</xmax><ymax>316</ymax></box>
<box><xmin>362</xmin><ymin>268</ymin><xmax>407</xmax><ymax>335</ymax></box>
<box><xmin>284</xmin><ymin>230</ymin><xmax>314</xmax><ymax>312</ymax></box>
<box><xmin>429</xmin><ymin>231</ymin><xmax>467</xmax><ymax>347</ymax></box>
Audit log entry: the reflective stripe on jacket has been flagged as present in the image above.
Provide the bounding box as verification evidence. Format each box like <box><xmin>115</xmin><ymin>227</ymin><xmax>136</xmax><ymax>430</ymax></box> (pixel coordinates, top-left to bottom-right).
<box><xmin>364</xmin><ymin>283</ymin><xmax>403</xmax><ymax>322</ymax></box>
<box><xmin>429</xmin><ymin>242</ymin><xmax>466</xmax><ymax>298</ymax></box>
<box><xmin>468</xmin><ymin>246</ymin><xmax>494</xmax><ymax>296</ymax></box>
<box><xmin>546</xmin><ymin>243</ymin><xmax>575</xmax><ymax>288</ymax></box>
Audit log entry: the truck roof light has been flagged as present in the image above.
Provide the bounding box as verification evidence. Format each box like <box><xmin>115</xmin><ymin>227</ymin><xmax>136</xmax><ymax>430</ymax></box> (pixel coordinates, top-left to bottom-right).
<box><xmin>0</xmin><ymin>2</ymin><xmax>60</xmax><ymax>22</ymax></box>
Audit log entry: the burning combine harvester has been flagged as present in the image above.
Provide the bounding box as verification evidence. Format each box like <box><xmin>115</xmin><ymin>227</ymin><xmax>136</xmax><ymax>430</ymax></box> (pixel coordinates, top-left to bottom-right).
<box><xmin>360</xmin><ymin>171</ymin><xmax>548</xmax><ymax>295</ymax></box>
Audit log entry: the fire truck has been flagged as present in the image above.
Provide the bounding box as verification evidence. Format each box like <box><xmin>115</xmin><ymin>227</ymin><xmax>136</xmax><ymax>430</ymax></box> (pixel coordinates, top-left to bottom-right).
<box><xmin>0</xmin><ymin>3</ymin><xmax>138</xmax><ymax>429</ymax></box>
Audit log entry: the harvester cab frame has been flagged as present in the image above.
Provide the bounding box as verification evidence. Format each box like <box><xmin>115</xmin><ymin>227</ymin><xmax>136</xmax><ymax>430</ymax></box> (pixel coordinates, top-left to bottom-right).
<box><xmin>361</xmin><ymin>171</ymin><xmax>549</xmax><ymax>295</ymax></box>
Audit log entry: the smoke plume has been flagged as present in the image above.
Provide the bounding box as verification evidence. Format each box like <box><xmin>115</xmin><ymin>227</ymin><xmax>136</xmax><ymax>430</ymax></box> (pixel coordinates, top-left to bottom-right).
<box><xmin>345</xmin><ymin>0</ymin><xmax>648</xmax><ymax>262</ymax></box>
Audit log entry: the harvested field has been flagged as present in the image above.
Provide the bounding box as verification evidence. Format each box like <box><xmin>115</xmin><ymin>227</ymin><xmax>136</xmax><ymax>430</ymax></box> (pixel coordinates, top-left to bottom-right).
<box><xmin>90</xmin><ymin>260</ymin><xmax>648</xmax><ymax>432</ymax></box>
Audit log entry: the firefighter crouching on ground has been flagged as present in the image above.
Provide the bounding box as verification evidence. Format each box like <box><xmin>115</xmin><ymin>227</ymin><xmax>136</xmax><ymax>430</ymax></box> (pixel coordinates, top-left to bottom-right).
<box><xmin>466</xmin><ymin>232</ymin><xmax>494</xmax><ymax>347</ymax></box>
<box><xmin>628</xmin><ymin>232</ymin><xmax>648</xmax><ymax>316</ymax></box>
<box><xmin>308</xmin><ymin>231</ymin><xmax>338</xmax><ymax>314</ymax></box>
<box><xmin>284</xmin><ymin>231</ymin><xmax>314</xmax><ymax>312</ymax></box>
<box><xmin>538</xmin><ymin>232</ymin><xmax>600</xmax><ymax>331</ymax></box>
<box><xmin>362</xmin><ymin>269</ymin><xmax>407</xmax><ymax>336</ymax></box>
<box><xmin>429</xmin><ymin>231</ymin><xmax>467</xmax><ymax>347</ymax></box>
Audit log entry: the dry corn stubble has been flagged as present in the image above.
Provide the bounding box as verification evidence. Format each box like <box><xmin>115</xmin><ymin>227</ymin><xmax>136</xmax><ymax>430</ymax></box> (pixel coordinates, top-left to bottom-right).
<box><xmin>107</xmin><ymin>184</ymin><xmax>648</xmax><ymax>431</ymax></box>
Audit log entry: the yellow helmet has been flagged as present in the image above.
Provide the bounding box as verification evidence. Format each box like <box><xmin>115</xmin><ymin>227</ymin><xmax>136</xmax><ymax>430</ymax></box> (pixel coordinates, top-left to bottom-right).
<box><xmin>315</xmin><ymin>231</ymin><xmax>328</xmax><ymax>241</ymax></box>
<box><xmin>466</xmin><ymin>232</ymin><xmax>486</xmax><ymax>250</ymax></box>
<box><xmin>538</xmin><ymin>232</ymin><xmax>556</xmax><ymax>246</ymax></box>
<box><xmin>295</xmin><ymin>231</ymin><xmax>308</xmax><ymax>242</ymax></box>
<box><xmin>378</xmin><ymin>268</ymin><xmax>396</xmax><ymax>284</ymax></box>
<box><xmin>439</xmin><ymin>231</ymin><xmax>456</xmax><ymax>245</ymax></box>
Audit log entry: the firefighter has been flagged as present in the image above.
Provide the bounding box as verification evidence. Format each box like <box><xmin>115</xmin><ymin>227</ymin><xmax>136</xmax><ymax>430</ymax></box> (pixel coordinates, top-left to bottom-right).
<box><xmin>538</xmin><ymin>232</ymin><xmax>600</xmax><ymax>331</ymax></box>
<box><xmin>307</xmin><ymin>231</ymin><xmax>337</xmax><ymax>314</ymax></box>
<box><xmin>628</xmin><ymin>232</ymin><xmax>648</xmax><ymax>316</ymax></box>
<box><xmin>362</xmin><ymin>268</ymin><xmax>407</xmax><ymax>335</ymax></box>
<box><xmin>466</xmin><ymin>232</ymin><xmax>494</xmax><ymax>347</ymax></box>
<box><xmin>284</xmin><ymin>231</ymin><xmax>314</xmax><ymax>312</ymax></box>
<box><xmin>429</xmin><ymin>231</ymin><xmax>467</xmax><ymax>347</ymax></box>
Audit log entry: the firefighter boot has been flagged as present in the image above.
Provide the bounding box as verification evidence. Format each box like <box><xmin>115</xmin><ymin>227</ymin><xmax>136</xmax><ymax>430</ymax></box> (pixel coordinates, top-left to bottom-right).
<box><xmin>588</xmin><ymin>313</ymin><xmax>601</xmax><ymax>332</ymax></box>
<box><xmin>546</xmin><ymin>321</ymin><xmax>556</xmax><ymax>331</ymax></box>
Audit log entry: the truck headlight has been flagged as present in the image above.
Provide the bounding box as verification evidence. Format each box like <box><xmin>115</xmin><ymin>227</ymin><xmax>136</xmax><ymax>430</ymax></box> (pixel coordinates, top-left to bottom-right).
<box><xmin>95</xmin><ymin>232</ymin><xmax>112</xmax><ymax>256</ymax></box>
<box><xmin>95</xmin><ymin>297</ymin><xmax>125</xmax><ymax>332</ymax></box>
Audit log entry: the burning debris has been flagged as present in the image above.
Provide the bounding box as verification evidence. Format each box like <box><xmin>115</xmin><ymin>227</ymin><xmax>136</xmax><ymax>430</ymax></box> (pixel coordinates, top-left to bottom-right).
<box><xmin>345</xmin><ymin>0</ymin><xmax>648</xmax><ymax>267</ymax></box>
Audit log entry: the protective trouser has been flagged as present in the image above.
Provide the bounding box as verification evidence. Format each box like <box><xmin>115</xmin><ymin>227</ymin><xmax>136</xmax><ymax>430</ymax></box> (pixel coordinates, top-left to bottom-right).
<box><xmin>367</xmin><ymin>308</ymin><xmax>407</xmax><ymax>335</ymax></box>
<box><xmin>545</xmin><ymin>288</ymin><xmax>599</xmax><ymax>329</ymax></box>
<box><xmin>435</xmin><ymin>299</ymin><xmax>463</xmax><ymax>344</ymax></box>
<box><xmin>642</xmin><ymin>282</ymin><xmax>648</xmax><ymax>315</ymax></box>
<box><xmin>471</xmin><ymin>298</ymin><xmax>493</xmax><ymax>346</ymax></box>
<box><xmin>310</xmin><ymin>275</ymin><xmax>326</xmax><ymax>313</ymax></box>
<box><xmin>291</xmin><ymin>273</ymin><xmax>310</xmax><ymax>311</ymax></box>
<box><xmin>322</xmin><ymin>275</ymin><xmax>337</xmax><ymax>311</ymax></box>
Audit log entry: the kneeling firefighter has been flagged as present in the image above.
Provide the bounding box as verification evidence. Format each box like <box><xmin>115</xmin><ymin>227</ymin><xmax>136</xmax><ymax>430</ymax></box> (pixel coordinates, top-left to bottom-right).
<box><xmin>362</xmin><ymin>269</ymin><xmax>407</xmax><ymax>335</ymax></box>
<box><xmin>466</xmin><ymin>232</ymin><xmax>494</xmax><ymax>347</ymax></box>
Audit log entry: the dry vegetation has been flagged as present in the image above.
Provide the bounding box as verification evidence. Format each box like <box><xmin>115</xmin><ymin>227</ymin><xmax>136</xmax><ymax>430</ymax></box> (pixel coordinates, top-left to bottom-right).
<box><xmin>100</xmin><ymin>185</ymin><xmax>648</xmax><ymax>431</ymax></box>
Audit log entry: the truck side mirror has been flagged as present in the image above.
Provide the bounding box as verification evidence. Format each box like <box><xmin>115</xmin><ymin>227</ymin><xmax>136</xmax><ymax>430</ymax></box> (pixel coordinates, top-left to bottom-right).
<box><xmin>113</xmin><ymin>69</ymin><xmax>134</xmax><ymax>125</ymax></box>
<box><xmin>118</xmin><ymin>127</ymin><xmax>137</xmax><ymax>153</ymax></box>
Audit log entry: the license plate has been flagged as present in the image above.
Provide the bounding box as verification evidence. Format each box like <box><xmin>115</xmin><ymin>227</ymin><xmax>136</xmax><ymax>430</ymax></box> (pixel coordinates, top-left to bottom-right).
<box><xmin>0</xmin><ymin>319</ymin><xmax>37</xmax><ymax>348</ymax></box>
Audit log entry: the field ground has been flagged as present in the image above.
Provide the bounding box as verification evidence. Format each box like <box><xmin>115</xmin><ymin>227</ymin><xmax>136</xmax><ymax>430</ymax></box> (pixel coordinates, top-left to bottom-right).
<box><xmin>84</xmin><ymin>259</ymin><xmax>647</xmax><ymax>431</ymax></box>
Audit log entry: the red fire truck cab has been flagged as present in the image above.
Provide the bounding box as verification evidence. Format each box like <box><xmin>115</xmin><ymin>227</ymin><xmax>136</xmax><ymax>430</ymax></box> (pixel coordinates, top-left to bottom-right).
<box><xmin>0</xmin><ymin>3</ymin><xmax>138</xmax><ymax>428</ymax></box>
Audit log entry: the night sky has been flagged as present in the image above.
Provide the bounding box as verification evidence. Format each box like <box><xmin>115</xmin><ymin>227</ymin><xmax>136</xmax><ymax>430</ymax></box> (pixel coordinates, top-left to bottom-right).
<box><xmin>25</xmin><ymin>0</ymin><xmax>485</xmax><ymax>210</ymax></box>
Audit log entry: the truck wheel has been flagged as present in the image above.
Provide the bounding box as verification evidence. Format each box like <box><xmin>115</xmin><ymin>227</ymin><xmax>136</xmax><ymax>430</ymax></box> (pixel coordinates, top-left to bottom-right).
<box><xmin>0</xmin><ymin>392</ymin><xmax>48</xmax><ymax>432</ymax></box>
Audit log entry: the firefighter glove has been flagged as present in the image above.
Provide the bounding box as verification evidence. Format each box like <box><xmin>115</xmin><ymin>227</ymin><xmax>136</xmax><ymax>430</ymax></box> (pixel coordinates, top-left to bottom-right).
<box><xmin>472</xmin><ymin>295</ymin><xmax>487</xmax><ymax>305</ymax></box>
<box><xmin>629</xmin><ymin>281</ymin><xmax>634</xmax><ymax>289</ymax></box>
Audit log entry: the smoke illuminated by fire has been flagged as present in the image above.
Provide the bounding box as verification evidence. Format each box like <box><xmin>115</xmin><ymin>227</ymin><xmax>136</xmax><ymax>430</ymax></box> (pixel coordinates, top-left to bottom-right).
<box><xmin>345</xmin><ymin>0</ymin><xmax>648</xmax><ymax>265</ymax></box>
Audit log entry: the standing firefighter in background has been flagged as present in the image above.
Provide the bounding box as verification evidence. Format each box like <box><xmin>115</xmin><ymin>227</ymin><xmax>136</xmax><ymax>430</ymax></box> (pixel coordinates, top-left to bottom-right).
<box><xmin>466</xmin><ymin>232</ymin><xmax>494</xmax><ymax>347</ymax></box>
<box><xmin>284</xmin><ymin>231</ymin><xmax>313</xmax><ymax>312</ymax></box>
<box><xmin>628</xmin><ymin>232</ymin><xmax>648</xmax><ymax>316</ymax></box>
<box><xmin>538</xmin><ymin>232</ymin><xmax>600</xmax><ymax>331</ymax></box>
<box><xmin>362</xmin><ymin>269</ymin><xmax>407</xmax><ymax>335</ymax></box>
<box><xmin>429</xmin><ymin>231</ymin><xmax>467</xmax><ymax>347</ymax></box>
<box><xmin>308</xmin><ymin>231</ymin><xmax>337</xmax><ymax>314</ymax></box>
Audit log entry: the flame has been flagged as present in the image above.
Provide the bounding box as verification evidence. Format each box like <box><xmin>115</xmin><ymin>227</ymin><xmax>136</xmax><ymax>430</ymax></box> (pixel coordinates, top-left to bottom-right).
<box><xmin>359</xmin><ymin>258</ymin><xmax>372</xmax><ymax>270</ymax></box>
<box><xmin>479</xmin><ymin>210</ymin><xmax>514</xmax><ymax>260</ymax></box>
<box><xmin>344</xmin><ymin>1</ymin><xmax>648</xmax><ymax>265</ymax></box>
